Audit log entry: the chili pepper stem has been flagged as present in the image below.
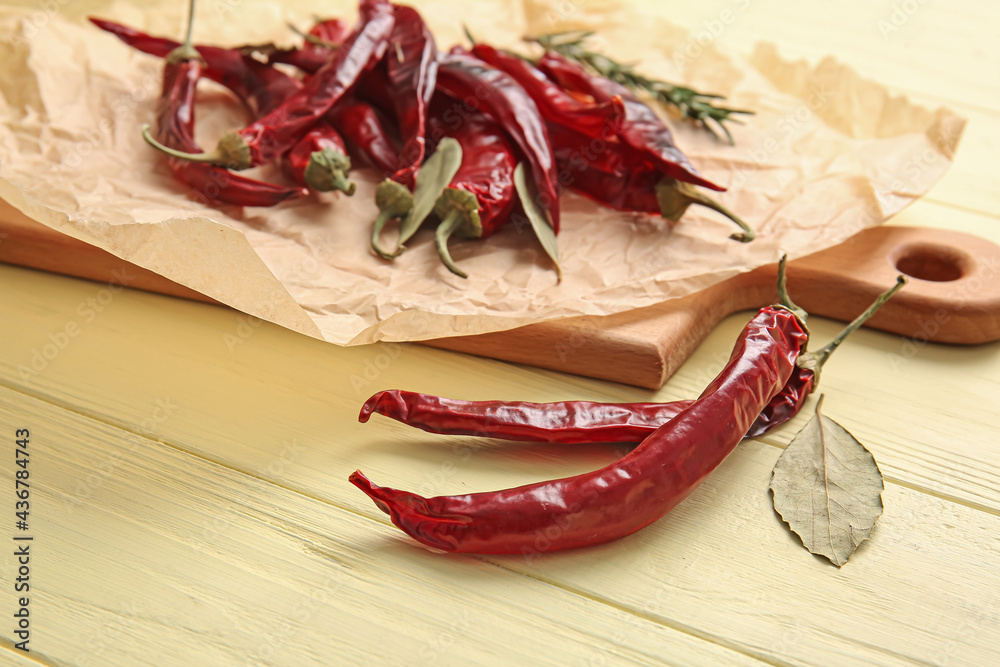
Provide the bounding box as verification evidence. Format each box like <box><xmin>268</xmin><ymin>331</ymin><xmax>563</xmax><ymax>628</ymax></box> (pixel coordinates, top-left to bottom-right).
<box><xmin>372</xmin><ymin>179</ymin><xmax>415</xmax><ymax>261</ymax></box>
<box><xmin>305</xmin><ymin>147</ymin><xmax>355</xmax><ymax>195</ymax></box>
<box><xmin>141</xmin><ymin>124</ymin><xmax>251</xmax><ymax>169</ymax></box>
<box><xmin>798</xmin><ymin>275</ymin><xmax>908</xmax><ymax>380</ymax></box>
<box><xmin>435</xmin><ymin>209</ymin><xmax>470</xmax><ymax>279</ymax></box>
<box><xmin>655</xmin><ymin>178</ymin><xmax>755</xmax><ymax>242</ymax></box>
<box><xmin>287</xmin><ymin>22</ymin><xmax>340</xmax><ymax>50</ymax></box>
<box><xmin>165</xmin><ymin>0</ymin><xmax>200</xmax><ymax>64</ymax></box>
<box><xmin>775</xmin><ymin>254</ymin><xmax>808</xmax><ymax>325</ymax></box>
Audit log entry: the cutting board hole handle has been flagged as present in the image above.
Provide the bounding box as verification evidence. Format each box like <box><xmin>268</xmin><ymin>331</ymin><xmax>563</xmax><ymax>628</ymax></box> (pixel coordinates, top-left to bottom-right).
<box><xmin>891</xmin><ymin>242</ymin><xmax>971</xmax><ymax>282</ymax></box>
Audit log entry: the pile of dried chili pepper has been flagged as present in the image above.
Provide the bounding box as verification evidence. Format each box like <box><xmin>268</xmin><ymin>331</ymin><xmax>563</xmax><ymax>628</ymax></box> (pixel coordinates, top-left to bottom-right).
<box><xmin>351</xmin><ymin>259</ymin><xmax>907</xmax><ymax>554</ymax></box>
<box><xmin>93</xmin><ymin>0</ymin><xmax>756</xmax><ymax>278</ymax></box>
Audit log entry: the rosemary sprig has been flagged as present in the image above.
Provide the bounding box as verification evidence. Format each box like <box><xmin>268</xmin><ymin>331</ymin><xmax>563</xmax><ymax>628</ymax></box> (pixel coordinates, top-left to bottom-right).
<box><xmin>528</xmin><ymin>30</ymin><xmax>753</xmax><ymax>144</ymax></box>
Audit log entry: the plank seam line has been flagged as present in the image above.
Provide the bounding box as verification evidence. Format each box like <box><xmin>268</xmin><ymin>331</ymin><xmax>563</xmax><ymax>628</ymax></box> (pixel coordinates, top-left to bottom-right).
<box><xmin>479</xmin><ymin>564</ymin><xmax>793</xmax><ymax>667</ymax></box>
<box><xmin>921</xmin><ymin>197</ymin><xmax>1000</xmax><ymax>221</ymax></box>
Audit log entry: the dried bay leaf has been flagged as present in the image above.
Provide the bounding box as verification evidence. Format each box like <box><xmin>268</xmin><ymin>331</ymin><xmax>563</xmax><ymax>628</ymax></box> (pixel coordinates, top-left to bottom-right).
<box><xmin>769</xmin><ymin>395</ymin><xmax>884</xmax><ymax>567</ymax></box>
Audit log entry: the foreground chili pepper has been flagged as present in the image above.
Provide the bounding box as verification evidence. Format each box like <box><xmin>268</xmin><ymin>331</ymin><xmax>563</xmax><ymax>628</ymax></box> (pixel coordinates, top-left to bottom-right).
<box><xmin>283</xmin><ymin>122</ymin><xmax>355</xmax><ymax>194</ymax></box>
<box><xmin>141</xmin><ymin>1</ymin><xmax>306</xmax><ymax>208</ymax></box>
<box><xmin>90</xmin><ymin>17</ymin><xmax>302</xmax><ymax>118</ymax></box>
<box><xmin>424</xmin><ymin>95</ymin><xmax>517</xmax><ymax>278</ymax></box>
<box><xmin>327</xmin><ymin>98</ymin><xmax>399</xmax><ymax>176</ymax></box>
<box><xmin>360</xmin><ymin>276</ymin><xmax>906</xmax><ymax>444</ymax></box>
<box><xmin>384</xmin><ymin>5</ymin><xmax>438</xmax><ymax>188</ymax></box>
<box><xmin>350</xmin><ymin>258</ymin><xmax>812</xmax><ymax>554</ymax></box>
<box><xmin>144</xmin><ymin>0</ymin><xmax>395</xmax><ymax>170</ymax></box>
<box><xmin>435</xmin><ymin>50</ymin><xmax>561</xmax><ymax>232</ymax></box>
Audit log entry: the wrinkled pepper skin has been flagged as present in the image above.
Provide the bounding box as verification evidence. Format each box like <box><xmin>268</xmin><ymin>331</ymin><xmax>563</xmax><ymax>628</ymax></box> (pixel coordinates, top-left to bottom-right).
<box><xmin>328</xmin><ymin>98</ymin><xmax>400</xmax><ymax>176</ymax></box>
<box><xmin>384</xmin><ymin>4</ymin><xmax>438</xmax><ymax>188</ymax></box>
<box><xmin>359</xmin><ymin>364</ymin><xmax>815</xmax><ymax>445</ymax></box>
<box><xmin>153</xmin><ymin>57</ymin><xmax>307</xmax><ymax>207</ymax></box>
<box><xmin>350</xmin><ymin>306</ymin><xmax>808</xmax><ymax>554</ymax></box>
<box><xmin>537</xmin><ymin>50</ymin><xmax>723</xmax><ymax>191</ymax></box>
<box><xmin>426</xmin><ymin>95</ymin><xmax>517</xmax><ymax>238</ymax></box>
<box><xmin>435</xmin><ymin>50</ymin><xmax>561</xmax><ymax>232</ymax></box>
<box><xmin>90</xmin><ymin>17</ymin><xmax>301</xmax><ymax>117</ymax></box>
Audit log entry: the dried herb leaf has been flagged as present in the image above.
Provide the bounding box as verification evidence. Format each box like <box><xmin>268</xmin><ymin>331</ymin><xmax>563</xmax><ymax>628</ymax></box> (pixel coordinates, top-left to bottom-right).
<box><xmin>769</xmin><ymin>395</ymin><xmax>884</xmax><ymax>567</ymax></box>
<box><xmin>513</xmin><ymin>162</ymin><xmax>561</xmax><ymax>281</ymax></box>
<box><xmin>399</xmin><ymin>138</ymin><xmax>463</xmax><ymax>246</ymax></box>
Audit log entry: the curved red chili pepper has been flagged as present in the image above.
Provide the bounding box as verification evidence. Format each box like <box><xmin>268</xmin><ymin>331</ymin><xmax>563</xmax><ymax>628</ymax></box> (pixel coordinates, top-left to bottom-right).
<box><xmin>150</xmin><ymin>50</ymin><xmax>306</xmax><ymax>207</ymax></box>
<box><xmin>89</xmin><ymin>17</ymin><xmax>301</xmax><ymax>118</ymax></box>
<box><xmin>327</xmin><ymin>98</ymin><xmax>400</xmax><ymax>175</ymax></box>
<box><xmin>283</xmin><ymin>121</ymin><xmax>355</xmax><ymax>194</ymax></box>
<box><xmin>145</xmin><ymin>0</ymin><xmax>394</xmax><ymax>170</ymax></box>
<box><xmin>357</xmin><ymin>367</ymin><xmax>814</xmax><ymax>444</ymax></box>
<box><xmin>384</xmin><ymin>5</ymin><xmax>438</xmax><ymax>189</ymax></box>
<box><xmin>350</xmin><ymin>305</ymin><xmax>808</xmax><ymax>554</ymax></box>
<box><xmin>425</xmin><ymin>95</ymin><xmax>517</xmax><ymax>278</ymax></box>
<box><xmin>435</xmin><ymin>50</ymin><xmax>561</xmax><ymax>232</ymax></box>
<box><xmin>537</xmin><ymin>50</ymin><xmax>723</xmax><ymax>192</ymax></box>
<box><xmin>466</xmin><ymin>44</ymin><xmax>625</xmax><ymax>142</ymax></box>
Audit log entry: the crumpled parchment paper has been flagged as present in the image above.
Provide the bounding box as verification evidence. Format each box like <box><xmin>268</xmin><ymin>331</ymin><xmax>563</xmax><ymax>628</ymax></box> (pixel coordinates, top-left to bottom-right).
<box><xmin>0</xmin><ymin>0</ymin><xmax>965</xmax><ymax>344</ymax></box>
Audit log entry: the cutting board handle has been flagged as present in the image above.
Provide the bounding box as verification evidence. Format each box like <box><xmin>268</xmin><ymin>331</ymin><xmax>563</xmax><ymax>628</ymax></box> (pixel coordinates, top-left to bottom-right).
<box><xmin>429</xmin><ymin>226</ymin><xmax>1000</xmax><ymax>388</ymax></box>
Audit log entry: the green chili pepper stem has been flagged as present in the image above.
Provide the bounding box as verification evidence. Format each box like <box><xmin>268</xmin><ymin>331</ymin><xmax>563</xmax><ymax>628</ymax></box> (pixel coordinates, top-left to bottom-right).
<box><xmin>655</xmin><ymin>179</ymin><xmax>755</xmax><ymax>243</ymax></box>
<box><xmin>141</xmin><ymin>124</ymin><xmax>251</xmax><ymax>169</ymax></box>
<box><xmin>435</xmin><ymin>210</ymin><xmax>470</xmax><ymax>279</ymax></box>
<box><xmin>799</xmin><ymin>275</ymin><xmax>908</xmax><ymax>378</ymax></box>
<box><xmin>165</xmin><ymin>0</ymin><xmax>200</xmax><ymax>64</ymax></box>
<box><xmin>371</xmin><ymin>179</ymin><xmax>415</xmax><ymax>260</ymax></box>
<box><xmin>775</xmin><ymin>254</ymin><xmax>808</xmax><ymax>326</ymax></box>
<box><xmin>305</xmin><ymin>148</ymin><xmax>355</xmax><ymax>195</ymax></box>
<box><xmin>287</xmin><ymin>22</ymin><xmax>340</xmax><ymax>50</ymax></box>
<box><xmin>371</xmin><ymin>209</ymin><xmax>403</xmax><ymax>260</ymax></box>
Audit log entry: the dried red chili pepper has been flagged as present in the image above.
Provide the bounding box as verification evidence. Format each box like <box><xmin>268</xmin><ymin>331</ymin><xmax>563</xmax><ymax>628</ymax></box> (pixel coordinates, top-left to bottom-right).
<box><xmin>350</xmin><ymin>264</ymin><xmax>906</xmax><ymax>554</ymax></box>
<box><xmin>327</xmin><ymin>98</ymin><xmax>399</xmax><ymax>176</ymax></box>
<box><xmin>435</xmin><ymin>50</ymin><xmax>561</xmax><ymax>232</ymax></box>
<box><xmin>424</xmin><ymin>95</ymin><xmax>517</xmax><ymax>278</ymax></box>
<box><xmin>90</xmin><ymin>17</ymin><xmax>301</xmax><ymax>118</ymax></box>
<box><xmin>144</xmin><ymin>0</ymin><xmax>395</xmax><ymax>170</ymax></box>
<box><xmin>360</xmin><ymin>276</ymin><xmax>906</xmax><ymax>444</ymax></box>
<box><xmin>140</xmin><ymin>2</ymin><xmax>307</xmax><ymax>208</ymax></box>
<box><xmin>466</xmin><ymin>44</ymin><xmax>626</xmax><ymax>144</ymax></box>
<box><xmin>537</xmin><ymin>50</ymin><xmax>719</xmax><ymax>189</ymax></box>
<box><xmin>350</xmin><ymin>270</ymin><xmax>808</xmax><ymax>553</ymax></box>
<box><xmin>383</xmin><ymin>5</ymin><xmax>437</xmax><ymax>189</ymax></box>
<box><xmin>283</xmin><ymin>121</ymin><xmax>355</xmax><ymax>194</ymax></box>
<box><xmin>248</xmin><ymin>18</ymin><xmax>350</xmax><ymax>74</ymax></box>
<box><xmin>538</xmin><ymin>51</ymin><xmax>754</xmax><ymax>241</ymax></box>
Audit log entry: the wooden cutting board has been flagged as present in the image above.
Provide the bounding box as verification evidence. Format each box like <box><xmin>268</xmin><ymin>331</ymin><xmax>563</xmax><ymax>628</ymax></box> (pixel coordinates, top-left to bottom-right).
<box><xmin>3</xmin><ymin>200</ymin><xmax>999</xmax><ymax>389</ymax></box>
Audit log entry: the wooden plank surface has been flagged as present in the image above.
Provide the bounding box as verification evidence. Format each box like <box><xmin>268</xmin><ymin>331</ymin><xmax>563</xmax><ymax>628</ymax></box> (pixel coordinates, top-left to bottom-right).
<box><xmin>2</xmin><ymin>0</ymin><xmax>1000</xmax><ymax>665</ymax></box>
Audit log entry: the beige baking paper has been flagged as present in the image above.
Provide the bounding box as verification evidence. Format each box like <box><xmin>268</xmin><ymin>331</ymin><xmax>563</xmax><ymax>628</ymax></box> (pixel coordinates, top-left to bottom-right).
<box><xmin>0</xmin><ymin>0</ymin><xmax>965</xmax><ymax>344</ymax></box>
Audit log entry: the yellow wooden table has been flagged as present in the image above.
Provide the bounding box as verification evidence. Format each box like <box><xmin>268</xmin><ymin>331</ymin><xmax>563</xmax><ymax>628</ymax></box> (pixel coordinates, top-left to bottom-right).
<box><xmin>3</xmin><ymin>1</ymin><xmax>1000</xmax><ymax>665</ymax></box>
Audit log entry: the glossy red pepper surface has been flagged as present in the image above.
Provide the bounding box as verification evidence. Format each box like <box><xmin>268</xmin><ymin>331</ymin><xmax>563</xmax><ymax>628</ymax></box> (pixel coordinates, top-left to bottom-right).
<box><xmin>152</xmin><ymin>58</ymin><xmax>307</xmax><ymax>207</ymax></box>
<box><xmin>537</xmin><ymin>51</ymin><xmax>723</xmax><ymax>191</ymax></box>
<box><xmin>435</xmin><ymin>50</ymin><xmax>561</xmax><ymax>232</ymax></box>
<box><xmin>327</xmin><ymin>99</ymin><xmax>399</xmax><ymax>176</ymax></box>
<box><xmin>90</xmin><ymin>17</ymin><xmax>301</xmax><ymax>118</ymax></box>
<box><xmin>230</xmin><ymin>0</ymin><xmax>394</xmax><ymax>168</ymax></box>
<box><xmin>384</xmin><ymin>5</ymin><xmax>437</xmax><ymax>188</ymax></box>
<box><xmin>426</xmin><ymin>96</ymin><xmax>517</xmax><ymax>238</ymax></box>
<box><xmin>350</xmin><ymin>306</ymin><xmax>808</xmax><ymax>554</ymax></box>
<box><xmin>360</xmin><ymin>366</ymin><xmax>815</xmax><ymax>445</ymax></box>
<box><xmin>467</xmin><ymin>44</ymin><xmax>624</xmax><ymax>141</ymax></box>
